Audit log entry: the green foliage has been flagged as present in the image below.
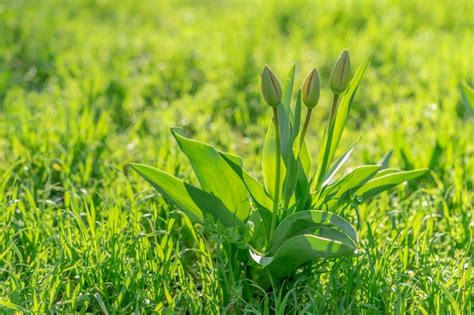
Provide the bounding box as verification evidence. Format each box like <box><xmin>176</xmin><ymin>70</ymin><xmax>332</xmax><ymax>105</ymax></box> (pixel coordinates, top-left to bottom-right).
<box><xmin>132</xmin><ymin>58</ymin><xmax>428</xmax><ymax>284</ymax></box>
<box><xmin>1</xmin><ymin>0</ymin><xmax>472</xmax><ymax>313</ymax></box>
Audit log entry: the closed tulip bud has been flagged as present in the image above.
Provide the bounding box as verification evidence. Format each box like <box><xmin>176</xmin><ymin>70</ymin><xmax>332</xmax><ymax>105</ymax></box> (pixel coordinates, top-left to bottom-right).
<box><xmin>330</xmin><ymin>49</ymin><xmax>351</xmax><ymax>95</ymax></box>
<box><xmin>261</xmin><ymin>65</ymin><xmax>282</xmax><ymax>107</ymax></box>
<box><xmin>302</xmin><ymin>68</ymin><xmax>320</xmax><ymax>108</ymax></box>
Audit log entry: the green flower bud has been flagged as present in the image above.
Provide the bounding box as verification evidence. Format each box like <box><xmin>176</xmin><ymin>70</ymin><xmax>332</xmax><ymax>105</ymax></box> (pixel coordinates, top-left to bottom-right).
<box><xmin>330</xmin><ymin>49</ymin><xmax>351</xmax><ymax>95</ymax></box>
<box><xmin>302</xmin><ymin>68</ymin><xmax>320</xmax><ymax>108</ymax></box>
<box><xmin>261</xmin><ymin>65</ymin><xmax>282</xmax><ymax>107</ymax></box>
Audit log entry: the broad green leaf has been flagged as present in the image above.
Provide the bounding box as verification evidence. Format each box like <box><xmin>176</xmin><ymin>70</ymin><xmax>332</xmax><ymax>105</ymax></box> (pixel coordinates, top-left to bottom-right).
<box><xmin>249</xmin><ymin>248</ymin><xmax>273</xmax><ymax>267</ymax></box>
<box><xmin>219</xmin><ymin>151</ymin><xmax>242</xmax><ymax>166</ymax></box>
<box><xmin>312</xmin><ymin>227</ymin><xmax>356</xmax><ymax>249</ymax></box>
<box><xmin>315</xmin><ymin>56</ymin><xmax>370</xmax><ymax>188</ymax></box>
<box><xmin>317</xmin><ymin>165</ymin><xmax>381</xmax><ymax>208</ymax></box>
<box><xmin>266</xmin><ymin>233</ymin><xmax>356</xmax><ymax>278</ymax></box>
<box><xmin>293</xmin><ymin>163</ymin><xmax>310</xmax><ymax>212</ymax></box>
<box><xmin>268</xmin><ymin>210</ymin><xmax>357</xmax><ymax>254</ymax></box>
<box><xmin>172</xmin><ymin>130</ymin><xmax>251</xmax><ymax>221</ymax></box>
<box><xmin>356</xmin><ymin>168</ymin><xmax>429</xmax><ymax>201</ymax></box>
<box><xmin>131</xmin><ymin>164</ymin><xmax>244</xmax><ymax>228</ymax></box>
<box><xmin>220</xmin><ymin>152</ymin><xmax>272</xmax><ymax>211</ymax></box>
<box><xmin>220</xmin><ymin>152</ymin><xmax>273</xmax><ymax>230</ymax></box>
<box><xmin>247</xmin><ymin>212</ymin><xmax>268</xmax><ymax>250</ymax></box>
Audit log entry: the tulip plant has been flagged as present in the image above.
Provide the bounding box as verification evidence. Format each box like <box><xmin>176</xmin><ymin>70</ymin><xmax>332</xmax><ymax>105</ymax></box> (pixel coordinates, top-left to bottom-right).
<box><xmin>131</xmin><ymin>50</ymin><xmax>427</xmax><ymax>290</ymax></box>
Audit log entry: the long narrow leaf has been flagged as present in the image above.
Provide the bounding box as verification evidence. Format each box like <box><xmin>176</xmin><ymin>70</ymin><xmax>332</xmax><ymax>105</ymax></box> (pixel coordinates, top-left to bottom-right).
<box><xmin>459</xmin><ymin>82</ymin><xmax>474</xmax><ymax>116</ymax></box>
<box><xmin>328</xmin><ymin>56</ymin><xmax>371</xmax><ymax>163</ymax></box>
<box><xmin>314</xmin><ymin>56</ymin><xmax>370</xmax><ymax>188</ymax></box>
<box><xmin>356</xmin><ymin>168</ymin><xmax>428</xmax><ymax>201</ymax></box>
<box><xmin>282</xmin><ymin>64</ymin><xmax>295</xmax><ymax>109</ymax></box>
<box><xmin>262</xmin><ymin>121</ymin><xmax>286</xmax><ymax>199</ymax></box>
<box><xmin>317</xmin><ymin>165</ymin><xmax>381</xmax><ymax>210</ymax></box>
<box><xmin>321</xmin><ymin>140</ymin><xmax>359</xmax><ymax>188</ymax></box>
<box><xmin>378</xmin><ymin>150</ymin><xmax>393</xmax><ymax>170</ymax></box>
<box><xmin>283</xmin><ymin>90</ymin><xmax>303</xmax><ymax>208</ymax></box>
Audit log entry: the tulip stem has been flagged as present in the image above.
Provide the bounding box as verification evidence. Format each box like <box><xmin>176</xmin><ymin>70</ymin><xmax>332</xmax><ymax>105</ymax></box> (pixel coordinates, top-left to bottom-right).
<box><xmin>300</xmin><ymin>108</ymin><xmax>313</xmax><ymax>150</ymax></box>
<box><xmin>269</xmin><ymin>107</ymin><xmax>281</xmax><ymax>242</ymax></box>
<box><xmin>329</xmin><ymin>94</ymin><xmax>339</xmax><ymax>121</ymax></box>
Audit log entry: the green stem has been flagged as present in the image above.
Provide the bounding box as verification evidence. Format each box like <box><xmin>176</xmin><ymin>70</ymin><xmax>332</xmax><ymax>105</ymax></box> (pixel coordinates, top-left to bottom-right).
<box><xmin>269</xmin><ymin>107</ymin><xmax>281</xmax><ymax>241</ymax></box>
<box><xmin>329</xmin><ymin>94</ymin><xmax>339</xmax><ymax>121</ymax></box>
<box><xmin>299</xmin><ymin>108</ymin><xmax>313</xmax><ymax>150</ymax></box>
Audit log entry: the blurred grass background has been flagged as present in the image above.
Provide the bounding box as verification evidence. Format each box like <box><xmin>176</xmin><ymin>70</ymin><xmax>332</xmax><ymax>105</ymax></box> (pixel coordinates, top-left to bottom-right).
<box><xmin>0</xmin><ymin>0</ymin><xmax>472</xmax><ymax>313</ymax></box>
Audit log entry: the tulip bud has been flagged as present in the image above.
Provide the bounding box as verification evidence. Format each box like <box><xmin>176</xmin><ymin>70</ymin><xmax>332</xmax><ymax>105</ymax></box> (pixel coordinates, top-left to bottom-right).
<box><xmin>330</xmin><ymin>49</ymin><xmax>351</xmax><ymax>95</ymax></box>
<box><xmin>261</xmin><ymin>65</ymin><xmax>282</xmax><ymax>107</ymax></box>
<box><xmin>302</xmin><ymin>68</ymin><xmax>320</xmax><ymax>108</ymax></box>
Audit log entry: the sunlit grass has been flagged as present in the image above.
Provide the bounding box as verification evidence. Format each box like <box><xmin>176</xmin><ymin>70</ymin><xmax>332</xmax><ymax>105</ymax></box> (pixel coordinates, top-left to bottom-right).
<box><xmin>0</xmin><ymin>0</ymin><xmax>472</xmax><ymax>313</ymax></box>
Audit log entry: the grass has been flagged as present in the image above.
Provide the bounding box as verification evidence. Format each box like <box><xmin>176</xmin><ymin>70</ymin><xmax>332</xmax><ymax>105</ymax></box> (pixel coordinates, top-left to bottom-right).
<box><xmin>0</xmin><ymin>0</ymin><xmax>472</xmax><ymax>313</ymax></box>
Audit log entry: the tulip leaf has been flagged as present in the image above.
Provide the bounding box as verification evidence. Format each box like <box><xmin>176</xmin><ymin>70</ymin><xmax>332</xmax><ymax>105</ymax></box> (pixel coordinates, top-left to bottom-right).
<box><xmin>315</xmin><ymin>56</ymin><xmax>370</xmax><ymax>188</ymax></box>
<box><xmin>172</xmin><ymin>129</ymin><xmax>251</xmax><ymax>221</ymax></box>
<box><xmin>281</xmin><ymin>64</ymin><xmax>295</xmax><ymax>109</ymax></box>
<box><xmin>220</xmin><ymin>152</ymin><xmax>272</xmax><ymax>211</ymax></box>
<box><xmin>356</xmin><ymin>168</ymin><xmax>429</xmax><ymax>201</ymax></box>
<box><xmin>130</xmin><ymin>164</ymin><xmax>244</xmax><ymax>228</ymax></box>
<box><xmin>291</xmin><ymin>91</ymin><xmax>312</xmax><ymax>212</ymax></box>
<box><xmin>317</xmin><ymin>165</ymin><xmax>381</xmax><ymax>209</ymax></box>
<box><xmin>277</xmin><ymin>64</ymin><xmax>295</xmax><ymax>170</ymax></box>
<box><xmin>328</xmin><ymin>56</ymin><xmax>370</xmax><ymax>164</ymax></box>
<box><xmin>378</xmin><ymin>150</ymin><xmax>393</xmax><ymax>170</ymax></box>
<box><xmin>268</xmin><ymin>210</ymin><xmax>357</xmax><ymax>254</ymax></box>
<box><xmin>219</xmin><ymin>151</ymin><xmax>243</xmax><ymax>166</ymax></box>
<box><xmin>247</xmin><ymin>212</ymin><xmax>269</xmax><ymax>250</ymax></box>
<box><xmin>460</xmin><ymin>82</ymin><xmax>474</xmax><ymax>116</ymax></box>
<box><xmin>266</xmin><ymin>233</ymin><xmax>356</xmax><ymax>278</ymax></box>
<box><xmin>249</xmin><ymin>248</ymin><xmax>273</xmax><ymax>267</ymax></box>
<box><xmin>282</xmin><ymin>90</ymin><xmax>303</xmax><ymax>207</ymax></box>
<box><xmin>312</xmin><ymin>227</ymin><xmax>356</xmax><ymax>249</ymax></box>
<box><xmin>220</xmin><ymin>151</ymin><xmax>273</xmax><ymax>227</ymax></box>
<box><xmin>262</xmin><ymin>120</ymin><xmax>286</xmax><ymax>200</ymax></box>
<box><xmin>321</xmin><ymin>141</ymin><xmax>359</xmax><ymax>188</ymax></box>
<box><xmin>373</xmin><ymin>168</ymin><xmax>400</xmax><ymax>178</ymax></box>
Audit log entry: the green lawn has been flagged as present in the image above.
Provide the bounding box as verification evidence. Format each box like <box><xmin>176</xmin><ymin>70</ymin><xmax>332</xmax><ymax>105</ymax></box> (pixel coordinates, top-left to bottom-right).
<box><xmin>0</xmin><ymin>0</ymin><xmax>472</xmax><ymax>313</ymax></box>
